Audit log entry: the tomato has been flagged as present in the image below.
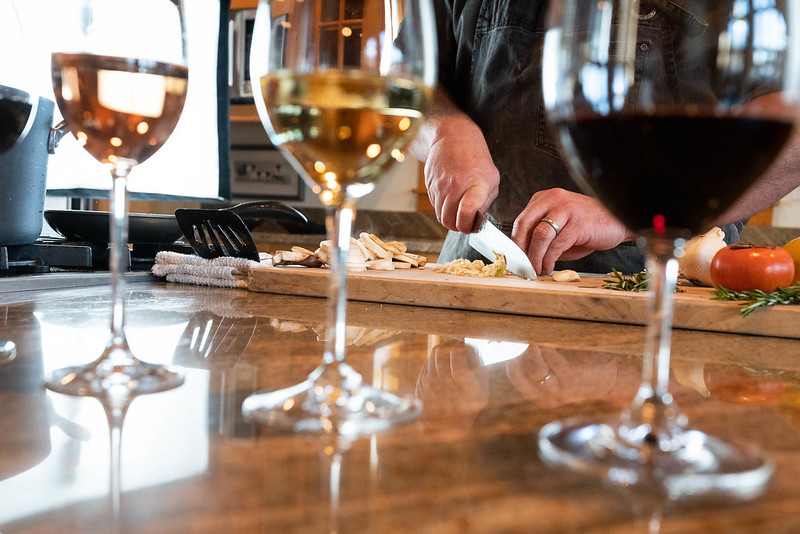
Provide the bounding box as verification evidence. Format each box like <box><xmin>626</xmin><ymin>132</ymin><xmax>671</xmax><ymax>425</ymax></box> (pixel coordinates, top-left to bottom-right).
<box><xmin>710</xmin><ymin>243</ymin><xmax>795</xmax><ymax>292</ymax></box>
<box><xmin>704</xmin><ymin>366</ymin><xmax>786</xmax><ymax>406</ymax></box>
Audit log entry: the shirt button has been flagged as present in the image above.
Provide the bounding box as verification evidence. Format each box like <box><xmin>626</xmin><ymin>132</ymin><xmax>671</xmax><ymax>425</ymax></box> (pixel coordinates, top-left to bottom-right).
<box><xmin>639</xmin><ymin>43</ymin><xmax>649</xmax><ymax>51</ymax></box>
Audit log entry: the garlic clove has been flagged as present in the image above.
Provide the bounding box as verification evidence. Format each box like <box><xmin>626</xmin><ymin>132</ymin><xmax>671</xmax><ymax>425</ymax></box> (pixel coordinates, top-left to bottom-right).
<box><xmin>678</xmin><ymin>226</ymin><xmax>726</xmax><ymax>286</ymax></box>
<box><xmin>552</xmin><ymin>269</ymin><xmax>581</xmax><ymax>282</ymax></box>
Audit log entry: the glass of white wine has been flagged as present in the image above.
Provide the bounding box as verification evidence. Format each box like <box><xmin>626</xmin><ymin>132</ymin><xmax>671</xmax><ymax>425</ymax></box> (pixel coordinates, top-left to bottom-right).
<box><xmin>46</xmin><ymin>0</ymin><xmax>188</xmax><ymax>396</ymax></box>
<box><xmin>242</xmin><ymin>0</ymin><xmax>437</xmax><ymax>435</ymax></box>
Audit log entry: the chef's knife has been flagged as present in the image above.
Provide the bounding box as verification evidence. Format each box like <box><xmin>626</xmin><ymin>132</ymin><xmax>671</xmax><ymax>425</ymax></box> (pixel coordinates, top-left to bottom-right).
<box><xmin>468</xmin><ymin>213</ymin><xmax>537</xmax><ymax>279</ymax></box>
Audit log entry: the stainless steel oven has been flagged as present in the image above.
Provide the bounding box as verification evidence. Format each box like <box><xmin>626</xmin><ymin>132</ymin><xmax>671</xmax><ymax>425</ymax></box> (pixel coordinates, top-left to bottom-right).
<box><xmin>229</xmin><ymin>8</ymin><xmax>256</xmax><ymax>102</ymax></box>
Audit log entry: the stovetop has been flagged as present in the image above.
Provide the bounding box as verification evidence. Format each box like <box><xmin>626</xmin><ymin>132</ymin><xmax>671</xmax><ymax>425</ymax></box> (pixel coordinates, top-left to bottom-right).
<box><xmin>0</xmin><ymin>238</ymin><xmax>194</xmax><ymax>289</ymax></box>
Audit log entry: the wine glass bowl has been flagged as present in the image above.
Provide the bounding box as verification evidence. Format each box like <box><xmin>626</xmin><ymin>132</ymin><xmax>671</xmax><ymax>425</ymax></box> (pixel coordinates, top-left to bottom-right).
<box><xmin>539</xmin><ymin>0</ymin><xmax>800</xmax><ymax>498</ymax></box>
<box><xmin>260</xmin><ymin>71</ymin><xmax>430</xmax><ymax>203</ymax></box>
<box><xmin>45</xmin><ymin>0</ymin><xmax>188</xmax><ymax>397</ymax></box>
<box><xmin>50</xmin><ymin>54</ymin><xmax>188</xmax><ymax>168</ymax></box>
<box><xmin>243</xmin><ymin>0</ymin><xmax>436</xmax><ymax>435</ymax></box>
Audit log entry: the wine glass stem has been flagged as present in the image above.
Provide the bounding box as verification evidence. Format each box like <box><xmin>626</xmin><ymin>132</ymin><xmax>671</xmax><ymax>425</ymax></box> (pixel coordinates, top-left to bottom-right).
<box><xmin>108</xmin><ymin>162</ymin><xmax>133</xmax><ymax>356</ymax></box>
<box><xmin>324</xmin><ymin>202</ymin><xmax>356</xmax><ymax>366</ymax></box>
<box><xmin>642</xmin><ymin>242</ymin><xmax>676</xmax><ymax>400</ymax></box>
<box><xmin>621</xmin><ymin>236</ymin><xmax>686</xmax><ymax>447</ymax></box>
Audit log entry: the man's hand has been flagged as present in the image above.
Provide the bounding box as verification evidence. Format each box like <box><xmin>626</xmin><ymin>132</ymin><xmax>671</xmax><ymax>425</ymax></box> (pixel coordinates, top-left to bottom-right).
<box><xmin>415</xmin><ymin>339</ymin><xmax>489</xmax><ymax>439</ymax></box>
<box><xmin>424</xmin><ymin>126</ymin><xmax>499</xmax><ymax>233</ymax></box>
<box><xmin>512</xmin><ymin>188</ymin><xmax>636</xmax><ymax>275</ymax></box>
<box><xmin>505</xmin><ymin>346</ymin><xmax>624</xmax><ymax>409</ymax></box>
<box><xmin>409</xmin><ymin>88</ymin><xmax>499</xmax><ymax>233</ymax></box>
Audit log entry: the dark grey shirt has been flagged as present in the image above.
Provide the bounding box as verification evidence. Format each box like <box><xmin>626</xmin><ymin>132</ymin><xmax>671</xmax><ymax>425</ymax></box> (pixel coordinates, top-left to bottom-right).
<box><xmin>433</xmin><ymin>0</ymin><xmax>744</xmax><ymax>273</ymax></box>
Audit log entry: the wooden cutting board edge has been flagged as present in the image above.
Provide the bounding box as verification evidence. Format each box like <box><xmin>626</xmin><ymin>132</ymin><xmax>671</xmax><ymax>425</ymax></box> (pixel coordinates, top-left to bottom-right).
<box><xmin>247</xmin><ymin>265</ymin><xmax>800</xmax><ymax>339</ymax></box>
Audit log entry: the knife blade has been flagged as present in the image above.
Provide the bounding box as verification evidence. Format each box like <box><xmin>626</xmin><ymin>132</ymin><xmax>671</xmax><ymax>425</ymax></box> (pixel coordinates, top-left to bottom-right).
<box><xmin>468</xmin><ymin>213</ymin><xmax>537</xmax><ymax>280</ymax></box>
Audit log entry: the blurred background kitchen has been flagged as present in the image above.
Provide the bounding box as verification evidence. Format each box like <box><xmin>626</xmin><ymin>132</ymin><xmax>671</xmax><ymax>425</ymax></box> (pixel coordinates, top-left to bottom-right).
<box><xmin>3</xmin><ymin>0</ymin><xmax>799</xmax><ymax>273</ymax></box>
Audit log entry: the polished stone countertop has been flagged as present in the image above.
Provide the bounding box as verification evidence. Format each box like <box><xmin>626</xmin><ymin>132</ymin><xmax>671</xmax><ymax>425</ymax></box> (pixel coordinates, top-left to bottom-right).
<box><xmin>1</xmin><ymin>277</ymin><xmax>800</xmax><ymax>533</ymax></box>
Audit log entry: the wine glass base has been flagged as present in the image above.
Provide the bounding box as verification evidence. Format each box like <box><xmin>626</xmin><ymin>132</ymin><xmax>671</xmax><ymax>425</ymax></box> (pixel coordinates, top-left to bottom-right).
<box><xmin>46</xmin><ymin>360</ymin><xmax>184</xmax><ymax>397</ymax></box>
<box><xmin>538</xmin><ymin>417</ymin><xmax>774</xmax><ymax>501</ymax></box>
<box><xmin>242</xmin><ymin>380</ymin><xmax>422</xmax><ymax>437</ymax></box>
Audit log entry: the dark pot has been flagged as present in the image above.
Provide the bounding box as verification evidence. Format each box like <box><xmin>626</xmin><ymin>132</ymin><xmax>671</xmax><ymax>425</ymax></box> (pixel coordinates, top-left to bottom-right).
<box><xmin>0</xmin><ymin>93</ymin><xmax>54</xmax><ymax>245</ymax></box>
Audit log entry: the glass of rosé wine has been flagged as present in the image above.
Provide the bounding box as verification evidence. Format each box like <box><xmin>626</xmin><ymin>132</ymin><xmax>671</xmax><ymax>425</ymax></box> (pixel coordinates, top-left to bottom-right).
<box><xmin>46</xmin><ymin>0</ymin><xmax>188</xmax><ymax>397</ymax></box>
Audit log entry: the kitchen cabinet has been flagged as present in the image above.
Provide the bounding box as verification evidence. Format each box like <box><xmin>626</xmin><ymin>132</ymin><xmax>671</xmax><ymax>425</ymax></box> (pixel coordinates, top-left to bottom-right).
<box><xmin>230</xmin><ymin>0</ymin><xmax>256</xmax><ymax>10</ymax></box>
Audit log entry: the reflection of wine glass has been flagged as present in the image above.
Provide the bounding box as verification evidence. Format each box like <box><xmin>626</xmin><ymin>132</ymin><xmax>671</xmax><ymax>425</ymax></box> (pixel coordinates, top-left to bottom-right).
<box><xmin>538</xmin><ymin>1</ymin><xmax>800</xmax><ymax>498</ymax></box>
<box><xmin>99</xmin><ymin>393</ymin><xmax>136</xmax><ymax>532</ymax></box>
<box><xmin>242</xmin><ymin>0</ymin><xmax>437</xmax><ymax>435</ymax></box>
<box><xmin>45</xmin><ymin>0</ymin><xmax>188</xmax><ymax>396</ymax></box>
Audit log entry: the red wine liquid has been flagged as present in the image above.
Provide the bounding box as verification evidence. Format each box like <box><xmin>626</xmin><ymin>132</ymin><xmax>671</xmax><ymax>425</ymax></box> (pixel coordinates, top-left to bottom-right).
<box><xmin>0</xmin><ymin>98</ymin><xmax>33</xmax><ymax>153</ymax></box>
<box><xmin>558</xmin><ymin>114</ymin><xmax>794</xmax><ymax>234</ymax></box>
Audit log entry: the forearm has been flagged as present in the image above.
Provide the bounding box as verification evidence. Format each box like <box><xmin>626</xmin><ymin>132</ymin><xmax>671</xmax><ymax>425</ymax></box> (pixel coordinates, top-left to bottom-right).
<box><xmin>409</xmin><ymin>86</ymin><xmax>486</xmax><ymax>163</ymax></box>
<box><xmin>714</xmin><ymin>130</ymin><xmax>800</xmax><ymax>226</ymax></box>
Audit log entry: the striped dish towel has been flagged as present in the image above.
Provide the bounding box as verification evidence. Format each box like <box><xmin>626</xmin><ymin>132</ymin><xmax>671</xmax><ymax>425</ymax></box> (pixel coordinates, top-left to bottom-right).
<box><xmin>152</xmin><ymin>251</ymin><xmax>272</xmax><ymax>288</ymax></box>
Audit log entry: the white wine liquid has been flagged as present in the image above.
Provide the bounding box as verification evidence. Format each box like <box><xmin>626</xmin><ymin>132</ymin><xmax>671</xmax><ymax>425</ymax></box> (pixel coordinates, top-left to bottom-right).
<box><xmin>258</xmin><ymin>71</ymin><xmax>431</xmax><ymax>202</ymax></box>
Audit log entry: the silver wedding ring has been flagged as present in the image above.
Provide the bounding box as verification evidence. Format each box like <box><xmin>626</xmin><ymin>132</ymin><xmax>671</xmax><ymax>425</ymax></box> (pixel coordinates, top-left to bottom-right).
<box><xmin>540</xmin><ymin>217</ymin><xmax>561</xmax><ymax>237</ymax></box>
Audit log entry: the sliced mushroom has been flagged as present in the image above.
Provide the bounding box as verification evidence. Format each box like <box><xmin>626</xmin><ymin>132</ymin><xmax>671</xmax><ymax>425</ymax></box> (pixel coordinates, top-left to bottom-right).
<box><xmin>273</xmin><ymin>250</ymin><xmax>323</xmax><ymax>267</ymax></box>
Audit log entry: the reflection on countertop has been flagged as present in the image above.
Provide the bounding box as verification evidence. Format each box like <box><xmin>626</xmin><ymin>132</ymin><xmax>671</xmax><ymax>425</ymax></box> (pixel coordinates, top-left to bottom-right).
<box><xmin>0</xmin><ymin>280</ymin><xmax>799</xmax><ymax>532</ymax></box>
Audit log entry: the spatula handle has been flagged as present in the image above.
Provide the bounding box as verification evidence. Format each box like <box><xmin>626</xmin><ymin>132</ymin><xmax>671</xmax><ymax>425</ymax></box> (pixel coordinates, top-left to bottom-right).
<box><xmin>228</xmin><ymin>200</ymin><xmax>308</xmax><ymax>224</ymax></box>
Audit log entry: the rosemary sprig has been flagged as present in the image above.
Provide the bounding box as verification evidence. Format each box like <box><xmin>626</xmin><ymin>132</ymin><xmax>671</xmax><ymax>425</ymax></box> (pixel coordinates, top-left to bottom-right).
<box><xmin>711</xmin><ymin>284</ymin><xmax>800</xmax><ymax>317</ymax></box>
<box><xmin>603</xmin><ymin>269</ymin><xmax>648</xmax><ymax>292</ymax></box>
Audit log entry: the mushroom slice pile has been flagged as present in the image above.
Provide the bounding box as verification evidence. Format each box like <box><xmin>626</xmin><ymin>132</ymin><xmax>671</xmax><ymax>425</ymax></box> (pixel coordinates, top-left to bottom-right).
<box><xmin>316</xmin><ymin>233</ymin><xmax>428</xmax><ymax>272</ymax></box>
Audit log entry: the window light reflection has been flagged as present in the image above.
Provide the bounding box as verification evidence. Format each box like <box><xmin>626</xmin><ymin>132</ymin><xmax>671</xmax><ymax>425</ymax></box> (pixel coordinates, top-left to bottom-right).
<box><xmin>464</xmin><ymin>338</ymin><xmax>530</xmax><ymax>366</ymax></box>
<box><xmin>2</xmin><ymin>312</ymin><xmax>211</xmax><ymax>527</ymax></box>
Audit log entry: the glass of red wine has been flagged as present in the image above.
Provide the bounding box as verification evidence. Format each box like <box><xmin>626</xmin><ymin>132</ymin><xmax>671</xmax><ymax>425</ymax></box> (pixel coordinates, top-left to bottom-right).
<box><xmin>45</xmin><ymin>0</ymin><xmax>188</xmax><ymax>397</ymax></box>
<box><xmin>539</xmin><ymin>0</ymin><xmax>800</xmax><ymax>498</ymax></box>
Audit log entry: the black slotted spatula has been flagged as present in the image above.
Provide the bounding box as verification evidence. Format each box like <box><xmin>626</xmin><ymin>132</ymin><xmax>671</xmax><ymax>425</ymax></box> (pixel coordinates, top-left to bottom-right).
<box><xmin>175</xmin><ymin>201</ymin><xmax>308</xmax><ymax>261</ymax></box>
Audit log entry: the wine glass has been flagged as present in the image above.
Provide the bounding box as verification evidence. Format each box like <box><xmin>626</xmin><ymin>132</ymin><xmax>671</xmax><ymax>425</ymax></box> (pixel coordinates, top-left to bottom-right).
<box><xmin>242</xmin><ymin>0</ymin><xmax>437</xmax><ymax>435</ymax></box>
<box><xmin>45</xmin><ymin>0</ymin><xmax>188</xmax><ymax>396</ymax></box>
<box><xmin>539</xmin><ymin>0</ymin><xmax>800</xmax><ymax>498</ymax></box>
